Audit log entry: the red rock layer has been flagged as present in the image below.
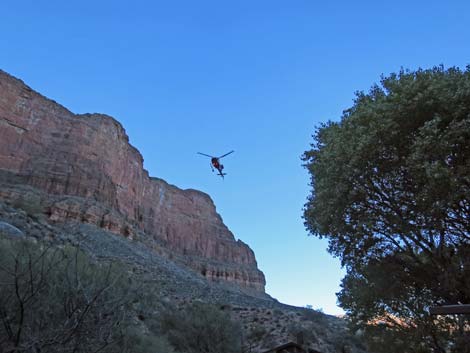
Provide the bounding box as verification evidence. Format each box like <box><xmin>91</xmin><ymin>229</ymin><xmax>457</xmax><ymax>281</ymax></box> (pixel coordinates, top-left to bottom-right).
<box><xmin>0</xmin><ymin>70</ymin><xmax>265</xmax><ymax>291</ymax></box>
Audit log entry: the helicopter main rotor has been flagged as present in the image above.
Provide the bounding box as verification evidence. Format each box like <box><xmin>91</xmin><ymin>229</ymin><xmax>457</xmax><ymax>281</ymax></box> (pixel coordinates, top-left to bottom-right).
<box><xmin>197</xmin><ymin>150</ymin><xmax>234</xmax><ymax>160</ymax></box>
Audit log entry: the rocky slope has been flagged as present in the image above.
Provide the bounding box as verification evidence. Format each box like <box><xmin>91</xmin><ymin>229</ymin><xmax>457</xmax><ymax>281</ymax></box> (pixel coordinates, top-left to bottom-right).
<box><xmin>0</xmin><ymin>69</ymin><xmax>265</xmax><ymax>292</ymax></box>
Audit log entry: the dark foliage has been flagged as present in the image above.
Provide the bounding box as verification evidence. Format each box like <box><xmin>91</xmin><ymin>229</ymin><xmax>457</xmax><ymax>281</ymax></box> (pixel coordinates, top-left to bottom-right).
<box><xmin>161</xmin><ymin>302</ymin><xmax>242</xmax><ymax>353</ymax></box>
<box><xmin>303</xmin><ymin>66</ymin><xmax>470</xmax><ymax>353</ymax></box>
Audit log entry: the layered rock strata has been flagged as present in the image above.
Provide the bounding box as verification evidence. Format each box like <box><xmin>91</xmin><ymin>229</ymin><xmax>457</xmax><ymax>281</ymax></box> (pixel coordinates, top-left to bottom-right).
<box><xmin>0</xmin><ymin>70</ymin><xmax>265</xmax><ymax>291</ymax></box>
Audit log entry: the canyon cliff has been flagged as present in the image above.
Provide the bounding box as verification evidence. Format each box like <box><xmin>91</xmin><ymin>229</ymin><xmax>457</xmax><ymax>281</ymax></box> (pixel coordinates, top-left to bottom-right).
<box><xmin>0</xmin><ymin>69</ymin><xmax>265</xmax><ymax>292</ymax></box>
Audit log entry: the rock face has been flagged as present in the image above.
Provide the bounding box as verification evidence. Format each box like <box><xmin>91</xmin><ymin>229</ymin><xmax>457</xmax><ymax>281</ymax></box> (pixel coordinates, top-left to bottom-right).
<box><xmin>0</xmin><ymin>70</ymin><xmax>265</xmax><ymax>292</ymax></box>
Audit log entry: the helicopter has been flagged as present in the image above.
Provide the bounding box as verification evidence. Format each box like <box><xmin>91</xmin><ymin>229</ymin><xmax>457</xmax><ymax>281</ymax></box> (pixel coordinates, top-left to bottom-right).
<box><xmin>197</xmin><ymin>150</ymin><xmax>234</xmax><ymax>179</ymax></box>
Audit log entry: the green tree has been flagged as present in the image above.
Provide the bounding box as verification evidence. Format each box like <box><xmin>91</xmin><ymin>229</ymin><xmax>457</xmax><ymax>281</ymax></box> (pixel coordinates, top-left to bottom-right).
<box><xmin>302</xmin><ymin>66</ymin><xmax>470</xmax><ymax>353</ymax></box>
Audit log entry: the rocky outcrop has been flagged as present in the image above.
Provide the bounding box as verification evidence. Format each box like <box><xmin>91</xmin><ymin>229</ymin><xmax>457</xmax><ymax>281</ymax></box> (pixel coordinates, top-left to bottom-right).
<box><xmin>0</xmin><ymin>69</ymin><xmax>265</xmax><ymax>292</ymax></box>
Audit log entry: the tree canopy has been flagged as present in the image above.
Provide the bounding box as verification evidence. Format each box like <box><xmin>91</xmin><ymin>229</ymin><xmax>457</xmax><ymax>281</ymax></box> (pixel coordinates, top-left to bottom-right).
<box><xmin>303</xmin><ymin>66</ymin><xmax>470</xmax><ymax>353</ymax></box>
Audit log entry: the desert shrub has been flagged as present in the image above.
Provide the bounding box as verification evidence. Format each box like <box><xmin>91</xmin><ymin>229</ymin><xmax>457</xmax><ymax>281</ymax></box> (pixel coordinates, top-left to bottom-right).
<box><xmin>242</xmin><ymin>324</ymin><xmax>267</xmax><ymax>353</ymax></box>
<box><xmin>161</xmin><ymin>302</ymin><xmax>242</xmax><ymax>353</ymax></box>
<box><xmin>301</xmin><ymin>308</ymin><xmax>328</xmax><ymax>325</ymax></box>
<box><xmin>11</xmin><ymin>193</ymin><xmax>44</xmax><ymax>217</ymax></box>
<box><xmin>121</xmin><ymin>326</ymin><xmax>176</xmax><ymax>353</ymax></box>
<box><xmin>0</xmin><ymin>237</ymin><xmax>137</xmax><ymax>353</ymax></box>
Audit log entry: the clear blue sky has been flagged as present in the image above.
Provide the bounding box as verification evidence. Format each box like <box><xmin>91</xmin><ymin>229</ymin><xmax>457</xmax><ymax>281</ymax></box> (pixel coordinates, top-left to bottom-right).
<box><xmin>2</xmin><ymin>0</ymin><xmax>469</xmax><ymax>315</ymax></box>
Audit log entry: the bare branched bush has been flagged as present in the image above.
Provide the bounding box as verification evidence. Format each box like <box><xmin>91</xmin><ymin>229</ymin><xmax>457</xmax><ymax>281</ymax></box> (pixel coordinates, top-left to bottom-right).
<box><xmin>0</xmin><ymin>238</ymin><xmax>131</xmax><ymax>353</ymax></box>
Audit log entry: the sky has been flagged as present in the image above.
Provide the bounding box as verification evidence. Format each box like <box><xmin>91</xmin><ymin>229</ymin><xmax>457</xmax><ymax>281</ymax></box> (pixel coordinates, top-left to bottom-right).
<box><xmin>1</xmin><ymin>0</ymin><xmax>470</xmax><ymax>315</ymax></box>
